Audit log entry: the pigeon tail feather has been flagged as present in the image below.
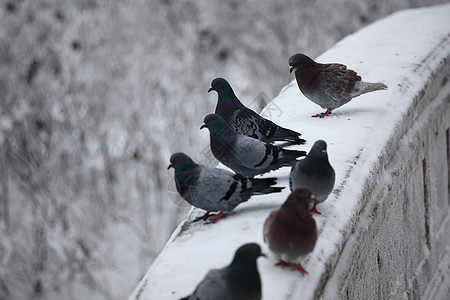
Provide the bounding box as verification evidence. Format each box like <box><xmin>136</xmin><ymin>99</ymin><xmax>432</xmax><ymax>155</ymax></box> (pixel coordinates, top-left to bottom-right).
<box><xmin>270</xmin><ymin>126</ymin><xmax>306</xmax><ymax>145</ymax></box>
<box><xmin>256</xmin><ymin>186</ymin><xmax>284</xmax><ymax>194</ymax></box>
<box><xmin>243</xmin><ymin>177</ymin><xmax>283</xmax><ymax>195</ymax></box>
<box><xmin>352</xmin><ymin>81</ymin><xmax>388</xmax><ymax>97</ymax></box>
<box><xmin>280</xmin><ymin>149</ymin><xmax>307</xmax><ymax>166</ymax></box>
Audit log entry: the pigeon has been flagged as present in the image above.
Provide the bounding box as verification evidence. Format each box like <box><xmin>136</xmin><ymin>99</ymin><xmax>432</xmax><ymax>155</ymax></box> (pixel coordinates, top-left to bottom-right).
<box><xmin>168</xmin><ymin>152</ymin><xmax>284</xmax><ymax>223</ymax></box>
<box><xmin>289</xmin><ymin>140</ymin><xmax>335</xmax><ymax>215</ymax></box>
<box><xmin>201</xmin><ymin>114</ymin><xmax>306</xmax><ymax>177</ymax></box>
<box><xmin>208</xmin><ymin>77</ymin><xmax>306</xmax><ymax>145</ymax></box>
<box><xmin>180</xmin><ymin>243</ymin><xmax>265</xmax><ymax>300</ymax></box>
<box><xmin>289</xmin><ymin>53</ymin><xmax>388</xmax><ymax>118</ymax></box>
<box><xmin>263</xmin><ymin>187</ymin><xmax>318</xmax><ymax>275</ymax></box>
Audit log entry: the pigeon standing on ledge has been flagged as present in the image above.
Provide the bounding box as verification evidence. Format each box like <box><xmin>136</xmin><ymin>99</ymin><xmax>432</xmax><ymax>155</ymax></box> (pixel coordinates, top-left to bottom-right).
<box><xmin>168</xmin><ymin>152</ymin><xmax>284</xmax><ymax>223</ymax></box>
<box><xmin>180</xmin><ymin>243</ymin><xmax>265</xmax><ymax>300</ymax></box>
<box><xmin>289</xmin><ymin>53</ymin><xmax>387</xmax><ymax>118</ymax></box>
<box><xmin>290</xmin><ymin>140</ymin><xmax>335</xmax><ymax>215</ymax></box>
<box><xmin>263</xmin><ymin>187</ymin><xmax>318</xmax><ymax>275</ymax></box>
<box><xmin>201</xmin><ymin>114</ymin><xmax>306</xmax><ymax>177</ymax></box>
<box><xmin>209</xmin><ymin>77</ymin><xmax>306</xmax><ymax>145</ymax></box>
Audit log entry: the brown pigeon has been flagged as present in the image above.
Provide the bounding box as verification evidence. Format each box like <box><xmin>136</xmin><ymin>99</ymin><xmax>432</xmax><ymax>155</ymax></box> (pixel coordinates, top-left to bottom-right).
<box><xmin>263</xmin><ymin>187</ymin><xmax>318</xmax><ymax>275</ymax></box>
<box><xmin>289</xmin><ymin>53</ymin><xmax>387</xmax><ymax>118</ymax></box>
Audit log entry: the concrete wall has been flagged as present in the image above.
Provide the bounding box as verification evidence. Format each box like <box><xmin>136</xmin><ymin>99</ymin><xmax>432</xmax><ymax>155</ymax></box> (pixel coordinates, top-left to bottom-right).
<box><xmin>322</xmin><ymin>48</ymin><xmax>450</xmax><ymax>299</ymax></box>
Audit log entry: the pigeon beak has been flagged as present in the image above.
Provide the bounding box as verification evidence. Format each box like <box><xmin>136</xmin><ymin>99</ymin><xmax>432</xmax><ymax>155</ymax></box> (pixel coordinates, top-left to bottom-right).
<box><xmin>200</xmin><ymin>124</ymin><xmax>206</xmax><ymax>130</ymax></box>
<box><xmin>208</xmin><ymin>87</ymin><xmax>213</xmax><ymax>93</ymax></box>
<box><xmin>167</xmin><ymin>164</ymin><xmax>173</xmax><ymax>170</ymax></box>
<box><xmin>289</xmin><ymin>66</ymin><xmax>294</xmax><ymax>73</ymax></box>
<box><xmin>260</xmin><ymin>252</ymin><xmax>267</xmax><ymax>258</ymax></box>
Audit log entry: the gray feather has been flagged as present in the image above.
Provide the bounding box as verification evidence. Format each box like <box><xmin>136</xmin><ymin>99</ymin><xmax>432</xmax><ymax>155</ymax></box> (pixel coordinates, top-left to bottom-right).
<box><xmin>185</xmin><ymin>269</ymin><xmax>230</xmax><ymax>300</ymax></box>
<box><xmin>289</xmin><ymin>140</ymin><xmax>335</xmax><ymax>203</ymax></box>
<box><xmin>170</xmin><ymin>152</ymin><xmax>283</xmax><ymax>212</ymax></box>
<box><xmin>216</xmin><ymin>134</ymin><xmax>304</xmax><ymax>177</ymax></box>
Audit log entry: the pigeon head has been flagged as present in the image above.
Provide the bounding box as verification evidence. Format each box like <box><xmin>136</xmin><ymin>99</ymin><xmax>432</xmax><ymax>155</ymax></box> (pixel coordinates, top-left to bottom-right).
<box><xmin>231</xmin><ymin>243</ymin><xmax>266</xmax><ymax>266</ymax></box>
<box><xmin>208</xmin><ymin>78</ymin><xmax>238</xmax><ymax>102</ymax></box>
<box><xmin>282</xmin><ymin>187</ymin><xmax>316</xmax><ymax>219</ymax></box>
<box><xmin>200</xmin><ymin>113</ymin><xmax>229</xmax><ymax>135</ymax></box>
<box><xmin>208</xmin><ymin>77</ymin><xmax>232</xmax><ymax>93</ymax></box>
<box><xmin>168</xmin><ymin>152</ymin><xmax>198</xmax><ymax>173</ymax></box>
<box><xmin>308</xmin><ymin>140</ymin><xmax>329</xmax><ymax>159</ymax></box>
<box><xmin>288</xmin><ymin>187</ymin><xmax>316</xmax><ymax>205</ymax></box>
<box><xmin>289</xmin><ymin>53</ymin><xmax>317</xmax><ymax>73</ymax></box>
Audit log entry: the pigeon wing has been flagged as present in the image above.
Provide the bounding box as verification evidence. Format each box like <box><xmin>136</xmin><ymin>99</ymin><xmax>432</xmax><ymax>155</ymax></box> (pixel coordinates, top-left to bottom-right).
<box><xmin>233</xmin><ymin>108</ymin><xmax>276</xmax><ymax>140</ymax></box>
<box><xmin>263</xmin><ymin>209</ymin><xmax>278</xmax><ymax>243</ymax></box>
<box><xmin>318</xmin><ymin>63</ymin><xmax>361</xmax><ymax>106</ymax></box>
<box><xmin>189</xmin><ymin>269</ymin><xmax>232</xmax><ymax>300</ymax></box>
<box><xmin>191</xmin><ymin>167</ymin><xmax>246</xmax><ymax>211</ymax></box>
<box><xmin>232</xmin><ymin>135</ymin><xmax>276</xmax><ymax>170</ymax></box>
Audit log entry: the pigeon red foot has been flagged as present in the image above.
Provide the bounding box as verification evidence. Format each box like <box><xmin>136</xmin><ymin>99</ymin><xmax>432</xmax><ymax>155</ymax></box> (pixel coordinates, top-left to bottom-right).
<box><xmin>274</xmin><ymin>260</ymin><xmax>292</xmax><ymax>268</ymax></box>
<box><xmin>207</xmin><ymin>211</ymin><xmax>226</xmax><ymax>224</ymax></box>
<box><xmin>312</xmin><ymin>110</ymin><xmax>332</xmax><ymax>118</ymax></box>
<box><xmin>194</xmin><ymin>211</ymin><xmax>226</xmax><ymax>223</ymax></box>
<box><xmin>275</xmin><ymin>260</ymin><xmax>308</xmax><ymax>275</ymax></box>
<box><xmin>309</xmin><ymin>203</ymin><xmax>321</xmax><ymax>215</ymax></box>
<box><xmin>291</xmin><ymin>263</ymin><xmax>309</xmax><ymax>275</ymax></box>
<box><xmin>193</xmin><ymin>211</ymin><xmax>212</xmax><ymax>222</ymax></box>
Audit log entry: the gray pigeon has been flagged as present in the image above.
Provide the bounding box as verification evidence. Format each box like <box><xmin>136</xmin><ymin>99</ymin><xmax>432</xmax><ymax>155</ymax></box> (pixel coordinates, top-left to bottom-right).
<box><xmin>263</xmin><ymin>187</ymin><xmax>318</xmax><ymax>275</ymax></box>
<box><xmin>289</xmin><ymin>53</ymin><xmax>388</xmax><ymax>118</ymax></box>
<box><xmin>201</xmin><ymin>114</ymin><xmax>306</xmax><ymax>177</ymax></box>
<box><xmin>208</xmin><ymin>78</ymin><xmax>306</xmax><ymax>145</ymax></box>
<box><xmin>168</xmin><ymin>152</ymin><xmax>284</xmax><ymax>223</ymax></box>
<box><xmin>180</xmin><ymin>243</ymin><xmax>265</xmax><ymax>300</ymax></box>
<box><xmin>289</xmin><ymin>140</ymin><xmax>335</xmax><ymax>214</ymax></box>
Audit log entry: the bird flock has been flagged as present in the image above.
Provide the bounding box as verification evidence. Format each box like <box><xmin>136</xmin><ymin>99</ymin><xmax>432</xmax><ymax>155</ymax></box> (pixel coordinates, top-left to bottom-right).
<box><xmin>167</xmin><ymin>53</ymin><xmax>388</xmax><ymax>300</ymax></box>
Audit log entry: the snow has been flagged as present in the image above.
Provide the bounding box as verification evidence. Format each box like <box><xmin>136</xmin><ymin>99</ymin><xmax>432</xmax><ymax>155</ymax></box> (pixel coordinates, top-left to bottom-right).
<box><xmin>129</xmin><ymin>4</ymin><xmax>450</xmax><ymax>300</ymax></box>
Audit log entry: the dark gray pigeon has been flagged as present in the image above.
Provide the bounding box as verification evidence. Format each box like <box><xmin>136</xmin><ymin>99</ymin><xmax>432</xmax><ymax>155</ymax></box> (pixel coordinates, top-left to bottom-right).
<box><xmin>289</xmin><ymin>53</ymin><xmax>388</xmax><ymax>118</ymax></box>
<box><xmin>208</xmin><ymin>77</ymin><xmax>306</xmax><ymax>145</ymax></box>
<box><xmin>180</xmin><ymin>243</ymin><xmax>265</xmax><ymax>300</ymax></box>
<box><xmin>168</xmin><ymin>152</ymin><xmax>284</xmax><ymax>223</ymax></box>
<box><xmin>289</xmin><ymin>140</ymin><xmax>335</xmax><ymax>214</ymax></box>
<box><xmin>201</xmin><ymin>114</ymin><xmax>306</xmax><ymax>177</ymax></box>
<box><xmin>263</xmin><ymin>187</ymin><xmax>318</xmax><ymax>275</ymax></box>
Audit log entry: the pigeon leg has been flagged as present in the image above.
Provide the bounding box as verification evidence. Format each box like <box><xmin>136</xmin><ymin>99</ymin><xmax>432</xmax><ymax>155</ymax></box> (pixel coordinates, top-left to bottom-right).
<box><xmin>193</xmin><ymin>211</ymin><xmax>211</xmax><ymax>222</ymax></box>
<box><xmin>291</xmin><ymin>263</ymin><xmax>309</xmax><ymax>275</ymax></box>
<box><xmin>275</xmin><ymin>260</ymin><xmax>294</xmax><ymax>269</ymax></box>
<box><xmin>309</xmin><ymin>203</ymin><xmax>321</xmax><ymax>215</ymax></box>
<box><xmin>207</xmin><ymin>211</ymin><xmax>225</xmax><ymax>224</ymax></box>
<box><xmin>312</xmin><ymin>110</ymin><xmax>331</xmax><ymax>118</ymax></box>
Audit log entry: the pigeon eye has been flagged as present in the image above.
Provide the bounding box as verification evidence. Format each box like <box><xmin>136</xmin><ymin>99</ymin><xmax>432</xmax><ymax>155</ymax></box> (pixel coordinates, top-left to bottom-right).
<box><xmin>175</xmin><ymin>157</ymin><xmax>179</xmax><ymax>161</ymax></box>
<box><xmin>214</xmin><ymin>82</ymin><xmax>219</xmax><ymax>86</ymax></box>
<box><xmin>293</xmin><ymin>60</ymin><xmax>296</xmax><ymax>63</ymax></box>
<box><xmin>209</xmin><ymin>118</ymin><xmax>212</xmax><ymax>122</ymax></box>
<box><xmin>251</xmin><ymin>247</ymin><xmax>257</xmax><ymax>252</ymax></box>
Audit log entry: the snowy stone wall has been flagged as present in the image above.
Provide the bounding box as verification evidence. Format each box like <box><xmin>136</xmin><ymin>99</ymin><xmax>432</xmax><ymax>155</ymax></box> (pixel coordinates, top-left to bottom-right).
<box><xmin>130</xmin><ymin>4</ymin><xmax>450</xmax><ymax>300</ymax></box>
<box><xmin>322</xmin><ymin>44</ymin><xmax>450</xmax><ymax>299</ymax></box>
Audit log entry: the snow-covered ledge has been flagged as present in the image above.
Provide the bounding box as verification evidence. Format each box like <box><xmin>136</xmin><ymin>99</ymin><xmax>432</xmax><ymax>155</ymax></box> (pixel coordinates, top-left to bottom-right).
<box><xmin>130</xmin><ymin>4</ymin><xmax>450</xmax><ymax>299</ymax></box>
